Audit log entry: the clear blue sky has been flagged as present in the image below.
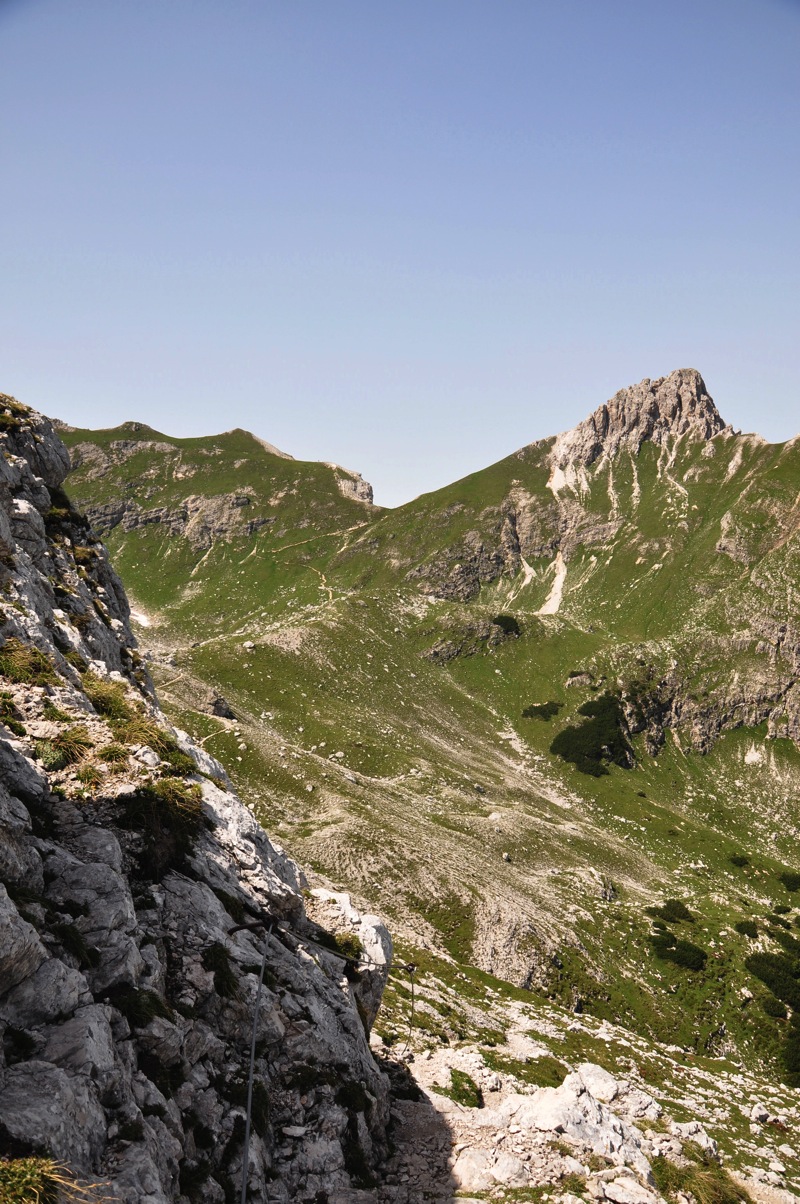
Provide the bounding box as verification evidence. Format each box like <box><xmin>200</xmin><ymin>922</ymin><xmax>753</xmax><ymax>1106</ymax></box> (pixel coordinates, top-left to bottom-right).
<box><xmin>2</xmin><ymin>0</ymin><xmax>799</xmax><ymax>506</ymax></box>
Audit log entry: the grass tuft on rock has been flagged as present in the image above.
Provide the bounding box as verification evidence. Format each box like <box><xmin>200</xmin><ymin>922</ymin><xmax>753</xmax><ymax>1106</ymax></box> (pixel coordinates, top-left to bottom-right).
<box><xmin>0</xmin><ymin>1157</ymin><xmax>100</xmax><ymax>1204</ymax></box>
<box><xmin>0</xmin><ymin>691</ymin><xmax>25</xmax><ymax>736</ymax></box>
<box><xmin>433</xmin><ymin>1068</ymin><xmax>484</xmax><ymax>1108</ymax></box>
<box><xmin>83</xmin><ymin>672</ymin><xmax>133</xmax><ymax>720</ymax></box>
<box><xmin>201</xmin><ymin>942</ymin><xmax>238</xmax><ymax>998</ymax></box>
<box><xmin>0</xmin><ymin>638</ymin><xmax>56</xmax><ymax>686</ymax></box>
<box><xmin>650</xmin><ymin>1142</ymin><xmax>752</xmax><ymax>1204</ymax></box>
<box><xmin>118</xmin><ymin>778</ymin><xmax>206</xmax><ymax>880</ymax></box>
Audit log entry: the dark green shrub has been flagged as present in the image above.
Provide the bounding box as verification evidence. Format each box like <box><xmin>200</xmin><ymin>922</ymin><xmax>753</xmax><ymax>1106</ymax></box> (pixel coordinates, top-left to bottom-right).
<box><xmin>745</xmin><ymin>952</ymin><xmax>800</xmax><ymax>1009</ymax></box>
<box><xmin>761</xmin><ymin>995</ymin><xmax>787</xmax><ymax>1018</ymax></box>
<box><xmin>782</xmin><ymin>1015</ymin><xmax>800</xmax><ymax>1083</ymax></box>
<box><xmin>647</xmin><ymin>899</ymin><xmax>695</xmax><ymax>923</ymax></box>
<box><xmin>108</xmin><ymin>985</ymin><xmax>174</xmax><ymax>1027</ymax></box>
<box><xmin>779</xmin><ymin>871</ymin><xmax>800</xmax><ymax>892</ymax></box>
<box><xmin>767</xmin><ymin>927</ymin><xmax>800</xmax><ymax>957</ymax></box>
<box><xmin>729</xmin><ymin>854</ymin><xmax>749</xmax><ymax>868</ymax></box>
<box><xmin>667</xmin><ymin>940</ymin><xmax>708</xmax><ymax>970</ymax></box>
<box><xmin>550</xmin><ymin>693</ymin><xmax>630</xmax><ymax>776</ymax></box>
<box><xmin>522</xmin><ymin>701</ymin><xmax>562</xmax><ymax>720</ymax></box>
<box><xmin>774</xmin><ymin>905</ymin><xmax>792</xmax><ymax>915</ymax></box>
<box><xmin>734</xmin><ymin>920</ymin><xmax>758</xmax><ymax>939</ymax></box>
<box><xmin>649</xmin><ymin>932</ymin><xmax>707</xmax><ymax>970</ymax></box>
<box><xmin>492</xmin><ymin>614</ymin><xmax>520</xmax><ymax>636</ymax></box>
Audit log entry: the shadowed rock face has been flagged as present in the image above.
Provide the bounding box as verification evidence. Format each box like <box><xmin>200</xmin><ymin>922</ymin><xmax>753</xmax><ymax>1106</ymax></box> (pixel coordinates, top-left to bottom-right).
<box><xmin>0</xmin><ymin>397</ymin><xmax>393</xmax><ymax>1203</ymax></box>
<box><xmin>548</xmin><ymin>368</ymin><xmax>726</xmax><ymax>470</ymax></box>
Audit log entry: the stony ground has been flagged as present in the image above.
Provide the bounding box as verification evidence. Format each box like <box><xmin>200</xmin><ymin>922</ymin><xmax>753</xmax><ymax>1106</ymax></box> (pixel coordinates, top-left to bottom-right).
<box><xmin>331</xmin><ymin>994</ymin><xmax>800</xmax><ymax>1204</ymax></box>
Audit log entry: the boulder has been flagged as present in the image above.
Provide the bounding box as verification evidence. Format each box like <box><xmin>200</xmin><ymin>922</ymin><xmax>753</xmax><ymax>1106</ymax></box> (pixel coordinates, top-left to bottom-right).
<box><xmin>0</xmin><ymin>884</ymin><xmax>48</xmax><ymax>994</ymax></box>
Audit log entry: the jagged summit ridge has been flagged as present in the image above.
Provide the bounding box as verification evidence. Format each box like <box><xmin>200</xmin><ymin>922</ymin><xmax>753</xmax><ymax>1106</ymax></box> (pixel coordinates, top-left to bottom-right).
<box><xmin>549</xmin><ymin>368</ymin><xmax>726</xmax><ymax>470</ymax></box>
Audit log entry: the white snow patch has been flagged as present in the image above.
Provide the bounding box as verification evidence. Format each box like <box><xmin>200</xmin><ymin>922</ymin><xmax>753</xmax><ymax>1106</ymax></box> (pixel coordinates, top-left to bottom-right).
<box><xmin>538</xmin><ymin>551</ymin><xmax>567</xmax><ymax>615</ymax></box>
<box><xmin>129</xmin><ymin>609</ymin><xmax>152</xmax><ymax>628</ymax></box>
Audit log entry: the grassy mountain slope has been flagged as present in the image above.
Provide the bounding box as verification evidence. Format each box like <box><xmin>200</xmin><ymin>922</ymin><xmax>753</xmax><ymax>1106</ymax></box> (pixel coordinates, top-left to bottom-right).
<box><xmin>58</xmin><ymin>374</ymin><xmax>800</xmax><ymax>1092</ymax></box>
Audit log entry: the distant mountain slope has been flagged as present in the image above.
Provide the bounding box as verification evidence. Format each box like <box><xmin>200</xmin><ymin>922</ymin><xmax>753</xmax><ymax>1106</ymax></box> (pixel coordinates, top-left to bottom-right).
<box><xmin>56</xmin><ymin>373</ymin><xmax>800</xmax><ymax>1094</ymax></box>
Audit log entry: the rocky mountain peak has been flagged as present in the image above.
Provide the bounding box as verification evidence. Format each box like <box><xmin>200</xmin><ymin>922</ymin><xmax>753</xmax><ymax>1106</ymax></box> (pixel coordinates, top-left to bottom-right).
<box><xmin>549</xmin><ymin>368</ymin><xmax>726</xmax><ymax>470</ymax></box>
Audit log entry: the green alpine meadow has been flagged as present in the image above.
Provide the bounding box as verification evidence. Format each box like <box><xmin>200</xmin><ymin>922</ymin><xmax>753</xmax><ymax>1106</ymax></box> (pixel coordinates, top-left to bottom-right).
<box><xmin>58</xmin><ymin>369</ymin><xmax>800</xmax><ymax>1078</ymax></box>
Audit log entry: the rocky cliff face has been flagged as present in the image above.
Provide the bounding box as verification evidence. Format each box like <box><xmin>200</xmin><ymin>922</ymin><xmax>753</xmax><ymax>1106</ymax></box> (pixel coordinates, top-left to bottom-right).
<box><xmin>402</xmin><ymin>370</ymin><xmax>728</xmax><ymax>602</ymax></box>
<box><xmin>0</xmin><ymin>395</ymin><xmax>393</xmax><ymax>1202</ymax></box>
<box><xmin>547</xmin><ymin>368</ymin><xmax>726</xmax><ymax>471</ymax></box>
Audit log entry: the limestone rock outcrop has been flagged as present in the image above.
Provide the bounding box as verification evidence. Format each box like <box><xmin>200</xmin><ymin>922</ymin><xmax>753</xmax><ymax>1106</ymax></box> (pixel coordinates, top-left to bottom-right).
<box><xmin>548</xmin><ymin>368</ymin><xmax>726</xmax><ymax>471</ymax></box>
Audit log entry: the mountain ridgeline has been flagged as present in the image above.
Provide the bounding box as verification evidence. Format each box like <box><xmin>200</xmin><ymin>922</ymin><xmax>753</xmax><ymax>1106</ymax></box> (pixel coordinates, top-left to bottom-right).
<box><xmin>48</xmin><ymin>371</ymin><xmax>800</xmax><ymax>1096</ymax></box>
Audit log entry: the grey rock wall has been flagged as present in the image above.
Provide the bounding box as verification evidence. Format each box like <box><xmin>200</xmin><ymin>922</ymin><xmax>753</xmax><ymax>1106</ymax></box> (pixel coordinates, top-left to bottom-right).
<box><xmin>0</xmin><ymin>396</ymin><xmax>392</xmax><ymax>1202</ymax></box>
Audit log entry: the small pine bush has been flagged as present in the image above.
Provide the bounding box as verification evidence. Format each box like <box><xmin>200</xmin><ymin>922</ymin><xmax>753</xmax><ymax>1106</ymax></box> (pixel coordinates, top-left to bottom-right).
<box><xmin>649</xmin><ymin>931</ymin><xmax>707</xmax><ymax>970</ymax></box>
<box><xmin>522</xmin><ymin>701</ymin><xmax>562</xmax><ymax>720</ymax></box>
<box><xmin>118</xmin><ymin>778</ymin><xmax>206</xmax><ymax>880</ymax></box>
<box><xmin>745</xmin><ymin>952</ymin><xmax>800</xmax><ymax>1010</ymax></box>
<box><xmin>647</xmin><ymin>899</ymin><xmax>695</xmax><ymax>923</ymax></box>
<box><xmin>734</xmin><ymin>920</ymin><xmax>758</xmax><ymax>939</ymax></box>
<box><xmin>550</xmin><ymin>693</ymin><xmax>630</xmax><ymax>776</ymax></box>
<box><xmin>492</xmin><ymin>614</ymin><xmax>520</xmax><ymax>636</ymax></box>
<box><xmin>108</xmin><ymin>984</ymin><xmax>174</xmax><ymax>1027</ymax></box>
